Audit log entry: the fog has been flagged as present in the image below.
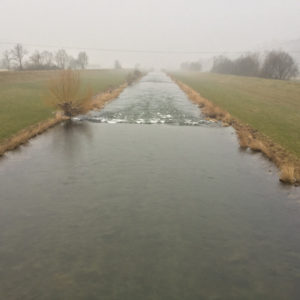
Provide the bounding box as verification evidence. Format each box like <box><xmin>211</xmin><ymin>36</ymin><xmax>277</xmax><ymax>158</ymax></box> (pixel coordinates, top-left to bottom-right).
<box><xmin>0</xmin><ymin>0</ymin><xmax>299</xmax><ymax>69</ymax></box>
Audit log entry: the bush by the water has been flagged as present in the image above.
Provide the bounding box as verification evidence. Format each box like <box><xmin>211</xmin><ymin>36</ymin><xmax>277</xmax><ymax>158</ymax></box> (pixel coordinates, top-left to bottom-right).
<box><xmin>126</xmin><ymin>69</ymin><xmax>143</xmax><ymax>85</ymax></box>
<box><xmin>47</xmin><ymin>70</ymin><xmax>92</xmax><ymax>117</ymax></box>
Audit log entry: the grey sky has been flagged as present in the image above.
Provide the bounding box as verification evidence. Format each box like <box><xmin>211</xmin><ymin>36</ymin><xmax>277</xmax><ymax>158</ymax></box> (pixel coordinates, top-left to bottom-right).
<box><xmin>0</xmin><ymin>0</ymin><xmax>299</xmax><ymax>68</ymax></box>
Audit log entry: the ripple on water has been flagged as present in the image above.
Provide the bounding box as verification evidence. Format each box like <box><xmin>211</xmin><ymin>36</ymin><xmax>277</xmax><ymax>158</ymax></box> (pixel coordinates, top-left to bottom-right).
<box><xmin>74</xmin><ymin>72</ymin><xmax>221</xmax><ymax>128</ymax></box>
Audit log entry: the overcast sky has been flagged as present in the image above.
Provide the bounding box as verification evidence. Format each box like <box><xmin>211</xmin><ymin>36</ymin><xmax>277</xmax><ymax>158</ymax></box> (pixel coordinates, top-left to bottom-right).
<box><xmin>0</xmin><ymin>0</ymin><xmax>299</xmax><ymax>68</ymax></box>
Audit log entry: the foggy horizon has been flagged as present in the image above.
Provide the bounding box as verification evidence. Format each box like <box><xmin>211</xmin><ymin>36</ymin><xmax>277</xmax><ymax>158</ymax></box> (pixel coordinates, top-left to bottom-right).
<box><xmin>0</xmin><ymin>0</ymin><xmax>299</xmax><ymax>69</ymax></box>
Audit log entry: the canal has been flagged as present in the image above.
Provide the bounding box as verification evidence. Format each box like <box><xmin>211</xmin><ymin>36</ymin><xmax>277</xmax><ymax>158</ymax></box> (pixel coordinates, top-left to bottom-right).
<box><xmin>0</xmin><ymin>72</ymin><xmax>299</xmax><ymax>299</ymax></box>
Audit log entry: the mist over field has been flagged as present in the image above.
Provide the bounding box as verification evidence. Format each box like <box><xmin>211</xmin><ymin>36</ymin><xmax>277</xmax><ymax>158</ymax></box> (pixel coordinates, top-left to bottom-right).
<box><xmin>0</xmin><ymin>0</ymin><xmax>299</xmax><ymax>69</ymax></box>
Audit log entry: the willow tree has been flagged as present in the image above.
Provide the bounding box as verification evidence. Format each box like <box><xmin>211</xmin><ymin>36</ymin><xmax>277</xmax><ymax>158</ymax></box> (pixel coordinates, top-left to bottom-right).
<box><xmin>47</xmin><ymin>70</ymin><xmax>92</xmax><ymax>117</ymax></box>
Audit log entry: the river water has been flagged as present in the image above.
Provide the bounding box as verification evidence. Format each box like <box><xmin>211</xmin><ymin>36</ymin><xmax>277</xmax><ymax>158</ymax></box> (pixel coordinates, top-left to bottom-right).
<box><xmin>0</xmin><ymin>72</ymin><xmax>299</xmax><ymax>299</ymax></box>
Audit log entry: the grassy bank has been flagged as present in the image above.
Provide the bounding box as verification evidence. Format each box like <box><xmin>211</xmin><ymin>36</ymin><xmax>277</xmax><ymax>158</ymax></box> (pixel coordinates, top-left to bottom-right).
<box><xmin>170</xmin><ymin>72</ymin><xmax>300</xmax><ymax>184</ymax></box>
<box><xmin>0</xmin><ymin>69</ymin><xmax>128</xmax><ymax>143</ymax></box>
<box><xmin>170</xmin><ymin>72</ymin><xmax>300</xmax><ymax>158</ymax></box>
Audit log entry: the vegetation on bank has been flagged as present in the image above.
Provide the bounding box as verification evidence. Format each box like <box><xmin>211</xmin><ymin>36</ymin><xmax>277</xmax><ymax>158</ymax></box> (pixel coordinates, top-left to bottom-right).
<box><xmin>0</xmin><ymin>69</ymin><xmax>128</xmax><ymax>143</ymax></box>
<box><xmin>171</xmin><ymin>72</ymin><xmax>300</xmax><ymax>184</ymax></box>
<box><xmin>47</xmin><ymin>70</ymin><xmax>92</xmax><ymax>117</ymax></box>
<box><xmin>47</xmin><ymin>69</ymin><xmax>143</xmax><ymax>117</ymax></box>
<box><xmin>211</xmin><ymin>51</ymin><xmax>298</xmax><ymax>80</ymax></box>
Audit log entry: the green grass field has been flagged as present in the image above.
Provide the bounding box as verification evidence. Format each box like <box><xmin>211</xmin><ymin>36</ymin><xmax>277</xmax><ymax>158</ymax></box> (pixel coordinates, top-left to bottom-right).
<box><xmin>171</xmin><ymin>72</ymin><xmax>300</xmax><ymax>158</ymax></box>
<box><xmin>0</xmin><ymin>70</ymin><xmax>128</xmax><ymax>142</ymax></box>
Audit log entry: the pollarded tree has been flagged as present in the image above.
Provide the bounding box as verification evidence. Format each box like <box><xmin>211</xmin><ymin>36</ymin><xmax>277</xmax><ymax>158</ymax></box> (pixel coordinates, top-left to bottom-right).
<box><xmin>261</xmin><ymin>51</ymin><xmax>298</xmax><ymax>80</ymax></box>
<box><xmin>11</xmin><ymin>44</ymin><xmax>28</xmax><ymax>70</ymax></box>
<box><xmin>47</xmin><ymin>70</ymin><xmax>92</xmax><ymax>117</ymax></box>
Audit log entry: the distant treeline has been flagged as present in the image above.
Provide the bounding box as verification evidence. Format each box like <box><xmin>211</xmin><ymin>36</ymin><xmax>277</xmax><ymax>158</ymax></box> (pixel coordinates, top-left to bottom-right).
<box><xmin>180</xmin><ymin>61</ymin><xmax>202</xmax><ymax>71</ymax></box>
<box><xmin>1</xmin><ymin>44</ymin><xmax>88</xmax><ymax>71</ymax></box>
<box><xmin>211</xmin><ymin>51</ymin><xmax>298</xmax><ymax>80</ymax></box>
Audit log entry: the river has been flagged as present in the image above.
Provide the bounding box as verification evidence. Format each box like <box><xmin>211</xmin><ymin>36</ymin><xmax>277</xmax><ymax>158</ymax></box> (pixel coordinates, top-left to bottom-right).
<box><xmin>0</xmin><ymin>72</ymin><xmax>299</xmax><ymax>299</ymax></box>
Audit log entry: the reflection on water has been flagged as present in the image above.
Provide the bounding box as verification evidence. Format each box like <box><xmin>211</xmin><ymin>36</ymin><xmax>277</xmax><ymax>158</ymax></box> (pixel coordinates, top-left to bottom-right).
<box><xmin>0</xmin><ymin>72</ymin><xmax>300</xmax><ymax>300</ymax></box>
<box><xmin>77</xmin><ymin>72</ymin><xmax>218</xmax><ymax>126</ymax></box>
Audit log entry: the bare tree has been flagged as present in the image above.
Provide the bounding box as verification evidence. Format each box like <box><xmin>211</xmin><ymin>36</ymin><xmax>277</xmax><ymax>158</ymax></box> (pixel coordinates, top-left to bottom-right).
<box><xmin>47</xmin><ymin>70</ymin><xmax>92</xmax><ymax>117</ymax></box>
<box><xmin>41</xmin><ymin>51</ymin><xmax>54</xmax><ymax>67</ymax></box>
<box><xmin>77</xmin><ymin>52</ymin><xmax>88</xmax><ymax>69</ymax></box>
<box><xmin>29</xmin><ymin>51</ymin><xmax>43</xmax><ymax>68</ymax></box>
<box><xmin>11</xmin><ymin>44</ymin><xmax>28</xmax><ymax>70</ymax></box>
<box><xmin>233</xmin><ymin>53</ymin><xmax>260</xmax><ymax>77</ymax></box>
<box><xmin>26</xmin><ymin>50</ymin><xmax>56</xmax><ymax>70</ymax></box>
<box><xmin>180</xmin><ymin>61</ymin><xmax>202</xmax><ymax>71</ymax></box>
<box><xmin>211</xmin><ymin>56</ymin><xmax>235</xmax><ymax>74</ymax></box>
<box><xmin>55</xmin><ymin>49</ymin><xmax>69</xmax><ymax>69</ymax></box>
<box><xmin>114</xmin><ymin>60</ymin><xmax>122</xmax><ymax>69</ymax></box>
<box><xmin>1</xmin><ymin>50</ymin><xmax>12</xmax><ymax>70</ymax></box>
<box><xmin>211</xmin><ymin>53</ymin><xmax>260</xmax><ymax>77</ymax></box>
<box><xmin>261</xmin><ymin>51</ymin><xmax>298</xmax><ymax>80</ymax></box>
<box><xmin>69</xmin><ymin>56</ymin><xmax>79</xmax><ymax>69</ymax></box>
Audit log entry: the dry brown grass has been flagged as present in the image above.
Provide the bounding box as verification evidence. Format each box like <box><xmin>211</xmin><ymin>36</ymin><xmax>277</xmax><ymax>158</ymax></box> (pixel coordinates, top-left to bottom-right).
<box><xmin>174</xmin><ymin>79</ymin><xmax>233</xmax><ymax>126</ymax></box>
<box><xmin>84</xmin><ymin>83</ymin><xmax>127</xmax><ymax>111</ymax></box>
<box><xmin>249</xmin><ymin>139</ymin><xmax>272</xmax><ymax>158</ymax></box>
<box><xmin>236</xmin><ymin>129</ymin><xmax>252</xmax><ymax>149</ymax></box>
<box><xmin>249</xmin><ymin>139</ymin><xmax>264</xmax><ymax>151</ymax></box>
<box><xmin>172</xmin><ymin>76</ymin><xmax>300</xmax><ymax>186</ymax></box>
<box><xmin>280</xmin><ymin>165</ymin><xmax>296</xmax><ymax>184</ymax></box>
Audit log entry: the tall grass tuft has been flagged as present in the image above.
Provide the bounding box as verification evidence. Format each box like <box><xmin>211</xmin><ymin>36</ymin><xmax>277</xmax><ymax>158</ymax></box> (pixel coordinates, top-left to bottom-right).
<box><xmin>237</xmin><ymin>129</ymin><xmax>251</xmax><ymax>149</ymax></box>
<box><xmin>280</xmin><ymin>165</ymin><xmax>296</xmax><ymax>184</ymax></box>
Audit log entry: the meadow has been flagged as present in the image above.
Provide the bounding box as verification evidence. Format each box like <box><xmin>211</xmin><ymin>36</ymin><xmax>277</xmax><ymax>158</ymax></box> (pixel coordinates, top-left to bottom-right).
<box><xmin>170</xmin><ymin>72</ymin><xmax>300</xmax><ymax>158</ymax></box>
<box><xmin>0</xmin><ymin>70</ymin><xmax>128</xmax><ymax>142</ymax></box>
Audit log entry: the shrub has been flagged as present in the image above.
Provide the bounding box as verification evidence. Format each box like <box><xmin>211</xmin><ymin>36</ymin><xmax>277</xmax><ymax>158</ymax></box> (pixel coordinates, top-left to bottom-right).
<box><xmin>126</xmin><ymin>69</ymin><xmax>142</xmax><ymax>85</ymax></box>
<box><xmin>261</xmin><ymin>51</ymin><xmax>298</xmax><ymax>80</ymax></box>
<box><xmin>47</xmin><ymin>70</ymin><xmax>92</xmax><ymax>117</ymax></box>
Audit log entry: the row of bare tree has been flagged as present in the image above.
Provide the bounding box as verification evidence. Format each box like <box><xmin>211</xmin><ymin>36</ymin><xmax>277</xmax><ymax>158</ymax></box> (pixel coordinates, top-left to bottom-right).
<box><xmin>180</xmin><ymin>61</ymin><xmax>202</xmax><ymax>71</ymax></box>
<box><xmin>1</xmin><ymin>44</ymin><xmax>88</xmax><ymax>71</ymax></box>
<box><xmin>211</xmin><ymin>51</ymin><xmax>298</xmax><ymax>80</ymax></box>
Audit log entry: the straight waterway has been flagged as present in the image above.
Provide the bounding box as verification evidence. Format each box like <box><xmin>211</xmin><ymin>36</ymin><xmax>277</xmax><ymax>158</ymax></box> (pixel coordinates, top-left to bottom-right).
<box><xmin>0</xmin><ymin>72</ymin><xmax>299</xmax><ymax>299</ymax></box>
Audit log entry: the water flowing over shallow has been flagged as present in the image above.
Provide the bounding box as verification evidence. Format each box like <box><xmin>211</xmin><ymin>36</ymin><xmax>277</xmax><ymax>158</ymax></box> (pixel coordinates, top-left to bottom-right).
<box><xmin>0</xmin><ymin>72</ymin><xmax>300</xmax><ymax>299</ymax></box>
<box><xmin>77</xmin><ymin>72</ymin><xmax>218</xmax><ymax>126</ymax></box>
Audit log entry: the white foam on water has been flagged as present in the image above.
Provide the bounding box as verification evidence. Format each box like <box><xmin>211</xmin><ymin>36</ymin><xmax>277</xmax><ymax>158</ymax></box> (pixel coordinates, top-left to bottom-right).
<box><xmin>83</xmin><ymin>71</ymin><xmax>222</xmax><ymax>128</ymax></box>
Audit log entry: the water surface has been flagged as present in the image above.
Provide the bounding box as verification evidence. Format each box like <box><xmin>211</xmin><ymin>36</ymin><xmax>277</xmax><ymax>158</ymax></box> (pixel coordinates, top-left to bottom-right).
<box><xmin>0</xmin><ymin>72</ymin><xmax>300</xmax><ymax>300</ymax></box>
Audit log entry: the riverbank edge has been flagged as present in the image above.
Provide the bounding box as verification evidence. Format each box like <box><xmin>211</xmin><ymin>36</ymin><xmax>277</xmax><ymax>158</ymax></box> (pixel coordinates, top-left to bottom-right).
<box><xmin>0</xmin><ymin>83</ymin><xmax>127</xmax><ymax>157</ymax></box>
<box><xmin>172</xmin><ymin>77</ymin><xmax>300</xmax><ymax>185</ymax></box>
